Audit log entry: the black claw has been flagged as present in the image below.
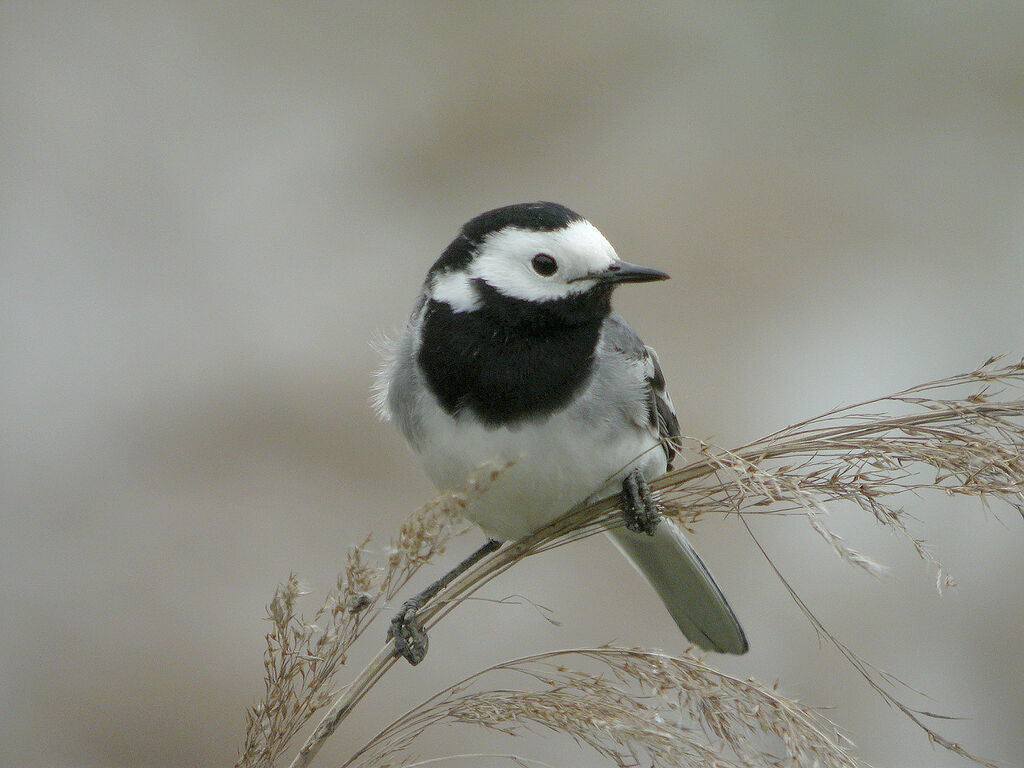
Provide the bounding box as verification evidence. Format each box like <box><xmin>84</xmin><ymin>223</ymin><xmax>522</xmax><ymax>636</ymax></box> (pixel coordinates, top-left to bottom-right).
<box><xmin>389</xmin><ymin>602</ymin><xmax>429</xmax><ymax>665</ymax></box>
<box><xmin>622</xmin><ymin>469</ymin><xmax>662</xmax><ymax>536</ymax></box>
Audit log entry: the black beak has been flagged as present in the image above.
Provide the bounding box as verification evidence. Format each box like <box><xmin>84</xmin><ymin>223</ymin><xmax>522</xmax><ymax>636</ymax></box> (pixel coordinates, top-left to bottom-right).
<box><xmin>569</xmin><ymin>261</ymin><xmax>670</xmax><ymax>285</ymax></box>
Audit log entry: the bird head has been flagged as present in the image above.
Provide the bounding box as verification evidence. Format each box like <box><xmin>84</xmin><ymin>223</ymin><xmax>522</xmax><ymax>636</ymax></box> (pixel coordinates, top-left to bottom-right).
<box><xmin>425</xmin><ymin>202</ymin><xmax>669</xmax><ymax>313</ymax></box>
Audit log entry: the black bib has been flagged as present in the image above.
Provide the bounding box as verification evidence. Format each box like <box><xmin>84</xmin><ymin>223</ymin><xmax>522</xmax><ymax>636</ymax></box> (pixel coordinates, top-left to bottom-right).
<box><xmin>418</xmin><ymin>281</ymin><xmax>612</xmax><ymax>425</ymax></box>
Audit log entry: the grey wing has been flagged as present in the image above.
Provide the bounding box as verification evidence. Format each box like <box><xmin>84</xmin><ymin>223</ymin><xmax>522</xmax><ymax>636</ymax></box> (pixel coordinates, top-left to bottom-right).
<box><xmin>602</xmin><ymin>314</ymin><xmax>682</xmax><ymax>469</ymax></box>
<box><xmin>603</xmin><ymin>316</ymin><xmax>749</xmax><ymax>654</ymax></box>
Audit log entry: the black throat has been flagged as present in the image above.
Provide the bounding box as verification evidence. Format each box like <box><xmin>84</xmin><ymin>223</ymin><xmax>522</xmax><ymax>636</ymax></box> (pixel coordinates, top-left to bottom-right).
<box><xmin>418</xmin><ymin>281</ymin><xmax>612</xmax><ymax>425</ymax></box>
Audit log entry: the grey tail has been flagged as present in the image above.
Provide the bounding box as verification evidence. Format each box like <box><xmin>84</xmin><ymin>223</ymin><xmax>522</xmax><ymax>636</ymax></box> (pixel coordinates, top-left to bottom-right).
<box><xmin>608</xmin><ymin>521</ymin><xmax>748</xmax><ymax>654</ymax></box>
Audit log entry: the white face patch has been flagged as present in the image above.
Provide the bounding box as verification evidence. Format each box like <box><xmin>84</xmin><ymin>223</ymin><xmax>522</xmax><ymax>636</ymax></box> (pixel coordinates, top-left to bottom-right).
<box><xmin>465</xmin><ymin>219</ymin><xmax>620</xmax><ymax>303</ymax></box>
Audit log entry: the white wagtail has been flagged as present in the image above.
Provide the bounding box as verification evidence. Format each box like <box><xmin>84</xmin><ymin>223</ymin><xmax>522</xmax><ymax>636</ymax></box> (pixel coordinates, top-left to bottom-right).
<box><xmin>375</xmin><ymin>201</ymin><xmax>747</xmax><ymax>664</ymax></box>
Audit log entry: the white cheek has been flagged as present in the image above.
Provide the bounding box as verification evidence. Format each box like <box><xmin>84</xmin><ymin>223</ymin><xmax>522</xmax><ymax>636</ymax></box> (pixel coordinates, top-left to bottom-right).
<box><xmin>471</xmin><ymin>221</ymin><xmax>619</xmax><ymax>302</ymax></box>
<box><xmin>471</xmin><ymin>254</ymin><xmax>573</xmax><ymax>302</ymax></box>
<box><xmin>429</xmin><ymin>270</ymin><xmax>481</xmax><ymax>311</ymax></box>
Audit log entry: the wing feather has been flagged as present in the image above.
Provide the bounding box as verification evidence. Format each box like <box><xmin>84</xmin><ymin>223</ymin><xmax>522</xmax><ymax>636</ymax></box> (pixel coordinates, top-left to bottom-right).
<box><xmin>602</xmin><ymin>315</ymin><xmax>681</xmax><ymax>468</ymax></box>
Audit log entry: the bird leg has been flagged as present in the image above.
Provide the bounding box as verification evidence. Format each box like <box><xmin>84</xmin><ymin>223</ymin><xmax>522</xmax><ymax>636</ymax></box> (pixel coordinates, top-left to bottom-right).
<box><xmin>621</xmin><ymin>468</ymin><xmax>661</xmax><ymax>535</ymax></box>
<box><xmin>389</xmin><ymin>538</ymin><xmax>502</xmax><ymax>665</ymax></box>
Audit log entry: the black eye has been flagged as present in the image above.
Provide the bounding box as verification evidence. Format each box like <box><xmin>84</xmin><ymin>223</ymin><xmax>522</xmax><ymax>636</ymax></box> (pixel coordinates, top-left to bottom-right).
<box><xmin>531</xmin><ymin>253</ymin><xmax>558</xmax><ymax>276</ymax></box>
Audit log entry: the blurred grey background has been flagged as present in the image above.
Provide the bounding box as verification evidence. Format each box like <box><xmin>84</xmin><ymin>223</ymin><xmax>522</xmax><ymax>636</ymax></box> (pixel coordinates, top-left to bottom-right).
<box><xmin>3</xmin><ymin>3</ymin><xmax>1023</xmax><ymax>767</ymax></box>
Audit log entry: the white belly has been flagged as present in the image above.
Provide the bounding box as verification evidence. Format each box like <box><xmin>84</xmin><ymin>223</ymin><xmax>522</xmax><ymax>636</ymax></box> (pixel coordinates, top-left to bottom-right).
<box><xmin>418</xmin><ymin>404</ymin><xmax>667</xmax><ymax>541</ymax></box>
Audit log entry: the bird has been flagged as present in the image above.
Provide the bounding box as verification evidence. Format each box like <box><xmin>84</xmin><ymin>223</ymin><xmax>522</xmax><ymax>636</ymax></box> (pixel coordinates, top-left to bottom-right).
<box><xmin>374</xmin><ymin>201</ymin><xmax>747</xmax><ymax>664</ymax></box>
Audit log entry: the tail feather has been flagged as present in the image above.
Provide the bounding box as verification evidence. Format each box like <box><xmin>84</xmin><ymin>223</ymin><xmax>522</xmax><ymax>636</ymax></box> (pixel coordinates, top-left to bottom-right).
<box><xmin>608</xmin><ymin>521</ymin><xmax>748</xmax><ymax>654</ymax></box>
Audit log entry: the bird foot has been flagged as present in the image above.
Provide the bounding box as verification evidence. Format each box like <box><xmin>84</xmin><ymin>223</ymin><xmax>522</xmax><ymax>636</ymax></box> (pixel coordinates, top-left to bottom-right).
<box><xmin>622</xmin><ymin>469</ymin><xmax>662</xmax><ymax>536</ymax></box>
<box><xmin>389</xmin><ymin>601</ymin><xmax>429</xmax><ymax>665</ymax></box>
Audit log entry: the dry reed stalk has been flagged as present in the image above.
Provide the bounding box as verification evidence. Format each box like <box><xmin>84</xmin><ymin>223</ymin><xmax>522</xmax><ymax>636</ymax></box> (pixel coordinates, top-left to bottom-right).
<box><xmin>239</xmin><ymin>356</ymin><xmax>1024</xmax><ymax>768</ymax></box>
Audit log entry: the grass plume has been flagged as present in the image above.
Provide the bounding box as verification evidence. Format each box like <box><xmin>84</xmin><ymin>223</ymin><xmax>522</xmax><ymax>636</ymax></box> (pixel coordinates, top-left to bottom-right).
<box><xmin>237</xmin><ymin>464</ymin><xmax>508</xmax><ymax>767</ymax></box>
<box><xmin>345</xmin><ymin>647</ymin><xmax>862</xmax><ymax>768</ymax></box>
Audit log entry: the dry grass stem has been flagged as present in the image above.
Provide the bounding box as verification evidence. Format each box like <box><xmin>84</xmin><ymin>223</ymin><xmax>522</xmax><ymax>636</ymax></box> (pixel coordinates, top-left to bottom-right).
<box><xmin>742</xmin><ymin>516</ymin><xmax>1000</xmax><ymax>768</ymax></box>
<box><xmin>240</xmin><ymin>356</ymin><xmax>1024</xmax><ymax>767</ymax></box>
